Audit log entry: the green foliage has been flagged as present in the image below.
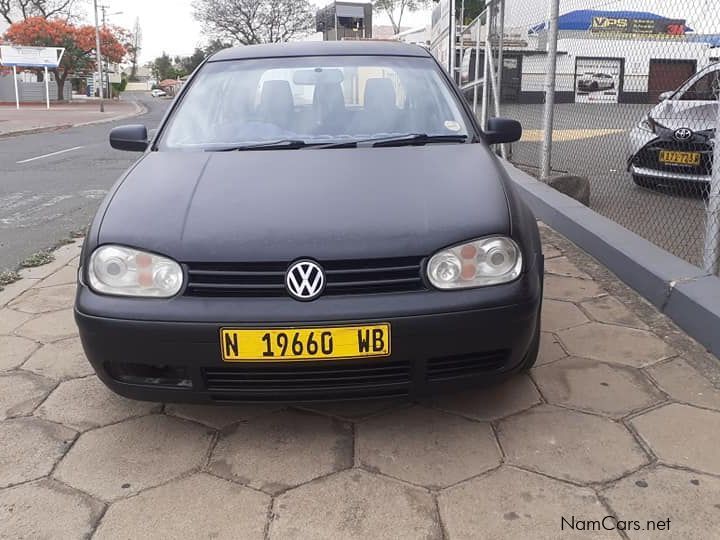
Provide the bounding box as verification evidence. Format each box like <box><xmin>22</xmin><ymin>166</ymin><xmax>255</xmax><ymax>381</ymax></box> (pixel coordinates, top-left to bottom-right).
<box><xmin>21</xmin><ymin>250</ymin><xmax>55</xmax><ymax>268</ymax></box>
<box><xmin>0</xmin><ymin>270</ymin><xmax>20</xmax><ymax>290</ymax></box>
<box><xmin>151</xmin><ymin>52</ymin><xmax>177</xmax><ymax>81</ymax></box>
<box><xmin>111</xmin><ymin>77</ymin><xmax>127</xmax><ymax>95</ymax></box>
<box><xmin>458</xmin><ymin>0</ymin><xmax>485</xmax><ymax>23</ymax></box>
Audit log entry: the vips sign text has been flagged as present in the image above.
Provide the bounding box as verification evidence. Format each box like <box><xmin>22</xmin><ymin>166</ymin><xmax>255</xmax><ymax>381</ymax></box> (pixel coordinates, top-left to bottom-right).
<box><xmin>591</xmin><ymin>17</ymin><xmax>686</xmax><ymax>36</ymax></box>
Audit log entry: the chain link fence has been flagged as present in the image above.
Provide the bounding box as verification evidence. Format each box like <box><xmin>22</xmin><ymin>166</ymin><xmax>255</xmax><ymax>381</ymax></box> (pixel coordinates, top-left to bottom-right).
<box><xmin>459</xmin><ymin>0</ymin><xmax>720</xmax><ymax>272</ymax></box>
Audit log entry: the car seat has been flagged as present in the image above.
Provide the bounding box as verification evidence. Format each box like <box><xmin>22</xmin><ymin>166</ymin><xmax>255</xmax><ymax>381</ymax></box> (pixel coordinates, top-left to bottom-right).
<box><xmin>258</xmin><ymin>80</ymin><xmax>295</xmax><ymax>131</ymax></box>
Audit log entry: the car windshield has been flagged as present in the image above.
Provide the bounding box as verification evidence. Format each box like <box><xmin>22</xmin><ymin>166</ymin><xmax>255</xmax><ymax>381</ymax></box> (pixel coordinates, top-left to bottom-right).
<box><xmin>160</xmin><ymin>55</ymin><xmax>471</xmax><ymax>150</ymax></box>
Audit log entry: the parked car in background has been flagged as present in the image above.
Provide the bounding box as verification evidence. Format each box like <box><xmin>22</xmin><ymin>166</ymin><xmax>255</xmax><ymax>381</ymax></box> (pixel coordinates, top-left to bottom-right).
<box><xmin>151</xmin><ymin>88</ymin><xmax>167</xmax><ymax>97</ymax></box>
<box><xmin>76</xmin><ymin>41</ymin><xmax>540</xmax><ymax>403</ymax></box>
<box><xmin>628</xmin><ymin>63</ymin><xmax>720</xmax><ymax>190</ymax></box>
<box><xmin>577</xmin><ymin>72</ymin><xmax>615</xmax><ymax>92</ymax></box>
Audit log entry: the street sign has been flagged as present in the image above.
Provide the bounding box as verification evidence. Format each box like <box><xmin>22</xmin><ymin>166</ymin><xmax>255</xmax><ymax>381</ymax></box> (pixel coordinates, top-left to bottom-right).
<box><xmin>0</xmin><ymin>45</ymin><xmax>65</xmax><ymax>68</ymax></box>
<box><xmin>0</xmin><ymin>45</ymin><xmax>66</xmax><ymax>110</ymax></box>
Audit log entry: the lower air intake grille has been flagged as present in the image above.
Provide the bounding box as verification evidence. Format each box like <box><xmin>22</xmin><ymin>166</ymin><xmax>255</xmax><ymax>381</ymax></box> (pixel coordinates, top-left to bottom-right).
<box><xmin>427</xmin><ymin>351</ymin><xmax>510</xmax><ymax>381</ymax></box>
<box><xmin>203</xmin><ymin>360</ymin><xmax>411</xmax><ymax>401</ymax></box>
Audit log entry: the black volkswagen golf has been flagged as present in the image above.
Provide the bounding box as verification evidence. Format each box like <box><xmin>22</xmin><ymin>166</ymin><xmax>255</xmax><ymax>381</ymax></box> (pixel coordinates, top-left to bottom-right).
<box><xmin>75</xmin><ymin>41</ymin><xmax>543</xmax><ymax>403</ymax></box>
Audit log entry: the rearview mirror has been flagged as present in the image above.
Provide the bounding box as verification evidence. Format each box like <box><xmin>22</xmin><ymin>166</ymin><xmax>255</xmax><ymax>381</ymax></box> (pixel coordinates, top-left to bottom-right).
<box><xmin>293</xmin><ymin>68</ymin><xmax>344</xmax><ymax>86</ymax></box>
<box><xmin>659</xmin><ymin>91</ymin><xmax>673</xmax><ymax>102</ymax></box>
<box><xmin>110</xmin><ymin>124</ymin><xmax>149</xmax><ymax>152</ymax></box>
<box><xmin>485</xmin><ymin>117</ymin><xmax>522</xmax><ymax>145</ymax></box>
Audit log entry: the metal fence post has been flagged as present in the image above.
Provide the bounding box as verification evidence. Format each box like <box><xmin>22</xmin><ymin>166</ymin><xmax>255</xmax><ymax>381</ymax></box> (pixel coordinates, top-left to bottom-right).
<box><xmin>540</xmin><ymin>0</ymin><xmax>560</xmax><ymax>180</ymax></box>
<box><xmin>472</xmin><ymin>18</ymin><xmax>481</xmax><ymax>115</ymax></box>
<box><xmin>703</xmin><ymin>94</ymin><xmax>720</xmax><ymax>275</ymax></box>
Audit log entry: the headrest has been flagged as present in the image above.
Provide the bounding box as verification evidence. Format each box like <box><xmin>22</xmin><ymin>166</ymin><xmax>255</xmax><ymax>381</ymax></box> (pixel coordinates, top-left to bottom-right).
<box><xmin>364</xmin><ymin>78</ymin><xmax>397</xmax><ymax>109</ymax></box>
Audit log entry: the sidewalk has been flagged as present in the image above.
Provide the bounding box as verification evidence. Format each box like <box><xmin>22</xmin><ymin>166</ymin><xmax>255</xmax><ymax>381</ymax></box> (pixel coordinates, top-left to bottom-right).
<box><xmin>0</xmin><ymin>99</ymin><xmax>144</xmax><ymax>138</ymax></box>
<box><xmin>1</xmin><ymin>225</ymin><xmax>719</xmax><ymax>538</ymax></box>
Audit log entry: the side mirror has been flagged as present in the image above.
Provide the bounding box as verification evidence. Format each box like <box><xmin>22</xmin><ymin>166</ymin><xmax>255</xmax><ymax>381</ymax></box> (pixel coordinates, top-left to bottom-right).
<box><xmin>659</xmin><ymin>91</ymin><xmax>673</xmax><ymax>102</ymax></box>
<box><xmin>485</xmin><ymin>117</ymin><xmax>522</xmax><ymax>145</ymax></box>
<box><xmin>110</xmin><ymin>124</ymin><xmax>149</xmax><ymax>152</ymax></box>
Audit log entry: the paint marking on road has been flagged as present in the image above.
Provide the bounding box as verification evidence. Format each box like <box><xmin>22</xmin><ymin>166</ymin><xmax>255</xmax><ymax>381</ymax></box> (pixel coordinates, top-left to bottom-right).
<box><xmin>521</xmin><ymin>129</ymin><xmax>624</xmax><ymax>142</ymax></box>
<box><xmin>16</xmin><ymin>146</ymin><xmax>85</xmax><ymax>164</ymax></box>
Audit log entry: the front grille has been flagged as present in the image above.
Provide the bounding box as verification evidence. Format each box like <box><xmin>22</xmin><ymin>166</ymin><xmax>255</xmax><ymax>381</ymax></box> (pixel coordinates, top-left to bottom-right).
<box><xmin>633</xmin><ymin>140</ymin><xmax>713</xmax><ymax>175</ymax></box>
<box><xmin>184</xmin><ymin>257</ymin><xmax>426</xmax><ymax>298</ymax></box>
<box><xmin>203</xmin><ymin>360</ymin><xmax>411</xmax><ymax>401</ymax></box>
<box><xmin>427</xmin><ymin>350</ymin><xmax>510</xmax><ymax>381</ymax></box>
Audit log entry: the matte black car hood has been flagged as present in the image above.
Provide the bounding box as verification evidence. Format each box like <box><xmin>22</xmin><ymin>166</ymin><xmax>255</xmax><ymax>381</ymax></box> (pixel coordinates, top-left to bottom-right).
<box><xmin>99</xmin><ymin>144</ymin><xmax>511</xmax><ymax>262</ymax></box>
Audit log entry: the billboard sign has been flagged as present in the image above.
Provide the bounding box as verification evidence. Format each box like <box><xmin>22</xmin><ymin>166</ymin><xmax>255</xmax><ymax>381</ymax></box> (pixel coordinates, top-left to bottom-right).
<box><xmin>575</xmin><ymin>58</ymin><xmax>621</xmax><ymax>103</ymax></box>
<box><xmin>0</xmin><ymin>45</ymin><xmax>65</xmax><ymax>68</ymax></box>
<box><xmin>590</xmin><ymin>17</ymin><xmax>686</xmax><ymax>36</ymax></box>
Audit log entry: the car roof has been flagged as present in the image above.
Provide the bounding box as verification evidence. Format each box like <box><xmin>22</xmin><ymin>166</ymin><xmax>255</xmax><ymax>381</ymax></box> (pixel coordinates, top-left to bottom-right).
<box><xmin>208</xmin><ymin>41</ymin><xmax>432</xmax><ymax>62</ymax></box>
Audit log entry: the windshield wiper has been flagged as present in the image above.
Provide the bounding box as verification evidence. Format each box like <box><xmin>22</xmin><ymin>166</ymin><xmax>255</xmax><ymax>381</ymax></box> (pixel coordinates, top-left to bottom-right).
<box><xmin>318</xmin><ymin>133</ymin><xmax>470</xmax><ymax>149</ymax></box>
<box><xmin>206</xmin><ymin>139</ymin><xmax>309</xmax><ymax>152</ymax></box>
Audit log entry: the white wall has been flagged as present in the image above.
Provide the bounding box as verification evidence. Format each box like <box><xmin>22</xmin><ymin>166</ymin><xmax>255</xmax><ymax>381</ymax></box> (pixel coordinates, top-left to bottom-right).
<box><xmin>520</xmin><ymin>37</ymin><xmax>714</xmax><ymax>93</ymax></box>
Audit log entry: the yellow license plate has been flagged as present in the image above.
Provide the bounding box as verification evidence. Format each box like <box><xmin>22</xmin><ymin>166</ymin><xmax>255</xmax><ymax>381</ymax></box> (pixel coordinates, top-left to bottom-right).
<box><xmin>659</xmin><ymin>150</ymin><xmax>701</xmax><ymax>166</ymax></box>
<box><xmin>220</xmin><ymin>324</ymin><xmax>391</xmax><ymax>362</ymax></box>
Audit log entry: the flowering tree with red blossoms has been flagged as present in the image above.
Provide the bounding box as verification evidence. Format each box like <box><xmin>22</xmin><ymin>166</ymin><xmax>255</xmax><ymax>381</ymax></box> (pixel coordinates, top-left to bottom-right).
<box><xmin>4</xmin><ymin>16</ymin><xmax>126</xmax><ymax>100</ymax></box>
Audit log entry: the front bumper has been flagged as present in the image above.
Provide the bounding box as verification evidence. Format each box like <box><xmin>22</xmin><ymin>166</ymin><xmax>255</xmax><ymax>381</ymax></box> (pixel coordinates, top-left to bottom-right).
<box><xmin>75</xmin><ymin>269</ymin><xmax>542</xmax><ymax>403</ymax></box>
<box><xmin>628</xmin><ymin>126</ymin><xmax>713</xmax><ymax>184</ymax></box>
<box><xmin>629</xmin><ymin>164</ymin><xmax>709</xmax><ymax>183</ymax></box>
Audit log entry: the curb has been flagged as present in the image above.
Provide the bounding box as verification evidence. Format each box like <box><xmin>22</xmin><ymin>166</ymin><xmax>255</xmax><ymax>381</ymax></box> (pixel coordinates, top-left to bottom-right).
<box><xmin>0</xmin><ymin>99</ymin><xmax>147</xmax><ymax>139</ymax></box>
<box><xmin>503</xmin><ymin>161</ymin><xmax>720</xmax><ymax>358</ymax></box>
<box><xmin>0</xmin><ymin>239</ymin><xmax>83</xmax><ymax>308</ymax></box>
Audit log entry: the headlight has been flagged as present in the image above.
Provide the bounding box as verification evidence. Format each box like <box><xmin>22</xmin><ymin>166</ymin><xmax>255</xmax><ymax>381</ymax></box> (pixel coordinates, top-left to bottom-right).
<box><xmin>427</xmin><ymin>237</ymin><xmax>522</xmax><ymax>289</ymax></box>
<box><xmin>88</xmin><ymin>245</ymin><xmax>183</xmax><ymax>297</ymax></box>
<box><xmin>638</xmin><ymin>116</ymin><xmax>656</xmax><ymax>133</ymax></box>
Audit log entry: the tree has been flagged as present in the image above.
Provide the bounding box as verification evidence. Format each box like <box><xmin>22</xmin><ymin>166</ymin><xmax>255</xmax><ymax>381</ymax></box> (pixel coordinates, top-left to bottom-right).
<box><xmin>0</xmin><ymin>0</ymin><xmax>80</xmax><ymax>24</ymax></box>
<box><xmin>4</xmin><ymin>16</ymin><xmax>126</xmax><ymax>101</ymax></box>
<box><xmin>151</xmin><ymin>52</ymin><xmax>176</xmax><ymax>81</ymax></box>
<box><xmin>373</xmin><ymin>0</ymin><xmax>429</xmax><ymax>35</ymax></box>
<box><xmin>127</xmin><ymin>17</ymin><xmax>142</xmax><ymax>81</ymax></box>
<box><xmin>193</xmin><ymin>0</ymin><xmax>314</xmax><ymax>45</ymax></box>
<box><xmin>177</xmin><ymin>47</ymin><xmax>206</xmax><ymax>76</ymax></box>
<box><xmin>458</xmin><ymin>0</ymin><xmax>485</xmax><ymax>24</ymax></box>
<box><xmin>203</xmin><ymin>38</ymin><xmax>233</xmax><ymax>56</ymax></box>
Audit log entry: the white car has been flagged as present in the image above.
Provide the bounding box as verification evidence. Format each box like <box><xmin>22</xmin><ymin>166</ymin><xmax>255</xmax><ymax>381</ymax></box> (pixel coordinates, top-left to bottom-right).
<box><xmin>151</xmin><ymin>89</ymin><xmax>167</xmax><ymax>98</ymax></box>
<box><xmin>577</xmin><ymin>73</ymin><xmax>615</xmax><ymax>93</ymax></box>
<box><xmin>628</xmin><ymin>63</ymin><xmax>719</xmax><ymax>189</ymax></box>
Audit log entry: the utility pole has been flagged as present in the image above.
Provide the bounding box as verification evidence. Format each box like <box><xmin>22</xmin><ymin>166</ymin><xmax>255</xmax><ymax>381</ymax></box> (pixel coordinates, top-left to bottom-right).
<box><xmin>93</xmin><ymin>0</ymin><xmax>104</xmax><ymax>112</ymax></box>
<box><xmin>540</xmin><ymin>0</ymin><xmax>560</xmax><ymax>180</ymax></box>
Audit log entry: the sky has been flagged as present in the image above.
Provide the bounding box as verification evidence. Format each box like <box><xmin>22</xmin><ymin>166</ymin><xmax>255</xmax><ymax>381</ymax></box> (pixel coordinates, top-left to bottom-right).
<box><xmin>103</xmin><ymin>0</ymin><xmax>433</xmax><ymax>64</ymax></box>
<box><xmin>1</xmin><ymin>1</ymin><xmax>715</xmax><ymax>64</ymax></box>
<box><xmin>83</xmin><ymin>0</ymin><xmax>720</xmax><ymax>63</ymax></box>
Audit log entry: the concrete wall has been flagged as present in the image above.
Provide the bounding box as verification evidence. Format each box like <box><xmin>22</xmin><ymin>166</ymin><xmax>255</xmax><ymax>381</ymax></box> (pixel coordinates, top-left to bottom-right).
<box><xmin>0</xmin><ymin>74</ymin><xmax>72</xmax><ymax>102</ymax></box>
<box><xmin>520</xmin><ymin>38</ymin><xmax>713</xmax><ymax>93</ymax></box>
<box><xmin>516</xmin><ymin>37</ymin><xmax>714</xmax><ymax>104</ymax></box>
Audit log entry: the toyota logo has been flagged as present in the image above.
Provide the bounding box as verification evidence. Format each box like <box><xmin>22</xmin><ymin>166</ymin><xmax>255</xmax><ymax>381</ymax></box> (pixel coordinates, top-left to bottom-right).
<box><xmin>285</xmin><ymin>260</ymin><xmax>325</xmax><ymax>301</ymax></box>
<box><xmin>674</xmin><ymin>128</ymin><xmax>693</xmax><ymax>141</ymax></box>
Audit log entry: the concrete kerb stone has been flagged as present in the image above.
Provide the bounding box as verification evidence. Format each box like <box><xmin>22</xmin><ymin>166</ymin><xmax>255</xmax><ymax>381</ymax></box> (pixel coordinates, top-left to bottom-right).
<box><xmin>1</xmin><ymin>239</ymin><xmax>83</xmax><ymax>309</ymax></box>
<box><xmin>503</xmin><ymin>161</ymin><xmax>720</xmax><ymax>360</ymax></box>
<box><xmin>0</xmin><ymin>99</ymin><xmax>147</xmax><ymax>139</ymax></box>
<box><xmin>72</xmin><ymin>99</ymin><xmax>148</xmax><ymax>129</ymax></box>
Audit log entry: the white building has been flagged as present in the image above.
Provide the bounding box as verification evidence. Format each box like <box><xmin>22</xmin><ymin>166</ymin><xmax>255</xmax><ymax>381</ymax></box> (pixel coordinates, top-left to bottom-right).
<box><xmin>462</xmin><ymin>5</ymin><xmax>720</xmax><ymax>104</ymax></box>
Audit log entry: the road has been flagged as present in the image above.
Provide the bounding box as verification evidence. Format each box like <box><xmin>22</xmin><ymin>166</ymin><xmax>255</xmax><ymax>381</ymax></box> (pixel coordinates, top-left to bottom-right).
<box><xmin>500</xmin><ymin>103</ymin><xmax>708</xmax><ymax>266</ymax></box>
<box><xmin>0</xmin><ymin>92</ymin><xmax>170</xmax><ymax>271</ymax></box>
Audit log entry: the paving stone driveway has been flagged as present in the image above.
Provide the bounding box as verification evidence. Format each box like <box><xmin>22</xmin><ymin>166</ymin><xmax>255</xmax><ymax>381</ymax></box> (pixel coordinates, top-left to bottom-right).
<box><xmin>1</xmin><ymin>226</ymin><xmax>720</xmax><ymax>539</ymax></box>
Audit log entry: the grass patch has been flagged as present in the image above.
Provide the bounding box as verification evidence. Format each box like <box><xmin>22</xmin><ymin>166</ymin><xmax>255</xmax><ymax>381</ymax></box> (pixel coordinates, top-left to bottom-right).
<box><xmin>0</xmin><ymin>270</ymin><xmax>21</xmax><ymax>291</ymax></box>
<box><xmin>21</xmin><ymin>250</ymin><xmax>55</xmax><ymax>268</ymax></box>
